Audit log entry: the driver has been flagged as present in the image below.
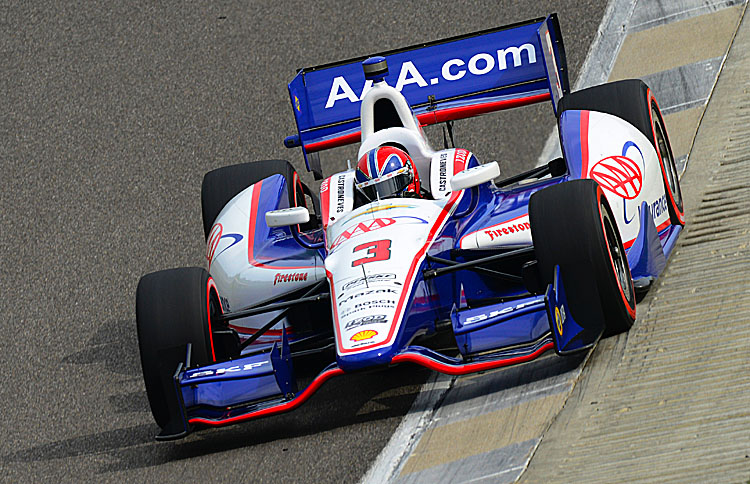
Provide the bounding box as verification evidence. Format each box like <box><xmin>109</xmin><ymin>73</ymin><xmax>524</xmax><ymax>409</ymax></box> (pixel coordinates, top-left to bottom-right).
<box><xmin>354</xmin><ymin>146</ymin><xmax>423</xmax><ymax>201</ymax></box>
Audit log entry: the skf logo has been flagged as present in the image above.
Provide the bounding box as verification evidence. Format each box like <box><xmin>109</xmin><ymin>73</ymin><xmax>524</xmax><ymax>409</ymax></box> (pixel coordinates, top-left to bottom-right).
<box><xmin>591</xmin><ymin>155</ymin><xmax>643</xmax><ymax>200</ymax></box>
<box><xmin>555</xmin><ymin>305</ymin><xmax>566</xmax><ymax>336</ymax></box>
<box><xmin>351</xmin><ymin>329</ymin><xmax>378</xmax><ymax>342</ymax></box>
<box><xmin>274</xmin><ymin>272</ymin><xmax>309</xmax><ymax>285</ymax></box>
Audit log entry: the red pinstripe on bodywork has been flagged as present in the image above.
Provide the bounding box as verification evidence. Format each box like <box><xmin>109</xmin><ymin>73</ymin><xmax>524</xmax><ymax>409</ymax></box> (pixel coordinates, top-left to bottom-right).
<box><xmin>187</xmin><ymin>366</ymin><xmax>345</xmax><ymax>427</ymax></box>
<box><xmin>580</xmin><ymin>110</ymin><xmax>590</xmax><ymax>178</ymax></box>
<box><xmin>186</xmin><ymin>340</ymin><xmax>555</xmax><ymax>427</ymax></box>
<box><xmin>391</xmin><ymin>342</ymin><xmax>555</xmax><ymax>375</ymax></box>
<box><xmin>206</xmin><ymin>278</ymin><xmax>219</xmax><ymax>362</ymax></box>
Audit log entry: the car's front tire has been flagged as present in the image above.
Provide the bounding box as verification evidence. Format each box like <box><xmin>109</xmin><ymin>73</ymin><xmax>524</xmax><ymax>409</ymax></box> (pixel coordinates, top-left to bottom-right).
<box><xmin>530</xmin><ymin>179</ymin><xmax>636</xmax><ymax>336</ymax></box>
<box><xmin>135</xmin><ymin>267</ymin><xmax>220</xmax><ymax>429</ymax></box>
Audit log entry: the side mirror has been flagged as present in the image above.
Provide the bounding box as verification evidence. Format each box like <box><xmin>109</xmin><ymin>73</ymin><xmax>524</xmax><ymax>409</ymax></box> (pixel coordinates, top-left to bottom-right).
<box><xmin>265</xmin><ymin>207</ymin><xmax>310</xmax><ymax>227</ymax></box>
<box><xmin>450</xmin><ymin>162</ymin><xmax>500</xmax><ymax>192</ymax></box>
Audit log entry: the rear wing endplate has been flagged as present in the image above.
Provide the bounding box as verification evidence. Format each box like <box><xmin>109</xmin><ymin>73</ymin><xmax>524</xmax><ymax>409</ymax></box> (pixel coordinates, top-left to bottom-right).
<box><xmin>285</xmin><ymin>14</ymin><xmax>569</xmax><ymax>176</ymax></box>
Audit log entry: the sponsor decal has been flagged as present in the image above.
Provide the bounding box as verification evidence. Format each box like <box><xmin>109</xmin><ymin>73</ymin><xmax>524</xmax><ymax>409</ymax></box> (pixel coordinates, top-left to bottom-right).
<box><xmin>206</xmin><ymin>224</ymin><xmax>223</xmax><ymax>266</ymax></box>
<box><xmin>650</xmin><ymin>194</ymin><xmax>668</xmax><ymax>219</ymax></box>
<box><xmin>274</xmin><ymin>272</ymin><xmax>309</xmax><ymax>285</ymax></box>
<box><xmin>294</xmin><ymin>95</ymin><xmax>301</xmax><ymax>112</ymax></box>
<box><xmin>331</xmin><ymin>216</ymin><xmax>428</xmax><ymax>250</ymax></box>
<box><xmin>555</xmin><ymin>305</ymin><xmax>566</xmax><ymax>336</ymax></box>
<box><xmin>591</xmin><ymin>155</ymin><xmax>643</xmax><ymax>200</ymax></box>
<box><xmin>342</xmin><ymin>273</ymin><xmax>400</xmax><ymax>291</ymax></box>
<box><xmin>453</xmin><ymin>149</ymin><xmax>469</xmax><ymax>172</ymax></box>
<box><xmin>220</xmin><ymin>296</ymin><xmax>231</xmax><ymax>312</ymax></box>
<box><xmin>484</xmin><ymin>220</ymin><xmax>531</xmax><ymax>242</ymax></box>
<box><xmin>350</xmin><ymin>329</ymin><xmax>378</xmax><ymax>342</ymax></box>
<box><xmin>330</xmin><ymin>218</ymin><xmax>396</xmax><ymax>249</ymax></box>
<box><xmin>438</xmin><ymin>152</ymin><xmax>449</xmax><ymax>193</ymax></box>
<box><xmin>344</xmin><ymin>314</ymin><xmax>389</xmax><ymax>330</ymax></box>
<box><xmin>338</xmin><ymin>288</ymin><xmax>398</xmax><ymax>305</ymax></box>
<box><xmin>464</xmin><ymin>299</ymin><xmax>540</xmax><ymax>325</ymax></box>
<box><xmin>346</xmin><ymin>204</ymin><xmax>417</xmax><ymax>222</ymax></box>
<box><xmin>340</xmin><ymin>299</ymin><xmax>396</xmax><ymax>319</ymax></box>
<box><xmin>207</xmin><ymin>224</ymin><xmax>244</xmax><ymax>267</ymax></box>
<box><xmin>321</xmin><ymin>178</ymin><xmax>330</xmax><ymax>194</ymax></box>
<box><xmin>336</xmin><ymin>175</ymin><xmax>346</xmax><ymax>213</ymax></box>
<box><xmin>188</xmin><ymin>361</ymin><xmax>269</xmax><ymax>379</ymax></box>
<box><xmin>353</xmin><ymin>299</ymin><xmax>395</xmax><ymax>309</ymax></box>
<box><xmin>325</xmin><ymin>44</ymin><xmax>538</xmax><ymax>109</ymax></box>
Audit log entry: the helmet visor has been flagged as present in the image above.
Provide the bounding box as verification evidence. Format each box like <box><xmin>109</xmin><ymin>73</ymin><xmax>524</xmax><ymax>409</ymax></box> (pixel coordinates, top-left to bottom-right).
<box><xmin>358</xmin><ymin>171</ymin><xmax>412</xmax><ymax>201</ymax></box>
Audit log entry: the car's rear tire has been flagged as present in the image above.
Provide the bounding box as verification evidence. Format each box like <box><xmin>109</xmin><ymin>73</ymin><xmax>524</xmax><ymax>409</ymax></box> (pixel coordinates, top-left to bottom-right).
<box><xmin>201</xmin><ymin>160</ymin><xmax>297</xmax><ymax>239</ymax></box>
<box><xmin>559</xmin><ymin>79</ymin><xmax>684</xmax><ymax>226</ymax></box>
<box><xmin>136</xmin><ymin>267</ymin><xmax>220</xmax><ymax>428</ymax></box>
<box><xmin>530</xmin><ymin>179</ymin><xmax>636</xmax><ymax>336</ymax></box>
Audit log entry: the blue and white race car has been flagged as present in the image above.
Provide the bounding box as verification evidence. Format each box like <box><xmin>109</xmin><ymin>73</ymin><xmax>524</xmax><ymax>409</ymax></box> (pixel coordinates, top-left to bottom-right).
<box><xmin>136</xmin><ymin>15</ymin><xmax>684</xmax><ymax>439</ymax></box>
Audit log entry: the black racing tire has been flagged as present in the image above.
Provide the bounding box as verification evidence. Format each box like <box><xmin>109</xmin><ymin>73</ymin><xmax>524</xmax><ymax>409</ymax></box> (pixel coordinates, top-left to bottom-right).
<box><xmin>201</xmin><ymin>160</ymin><xmax>297</xmax><ymax>239</ymax></box>
<box><xmin>135</xmin><ymin>267</ymin><xmax>220</xmax><ymax>428</ymax></box>
<box><xmin>559</xmin><ymin>79</ymin><xmax>684</xmax><ymax>226</ymax></box>
<box><xmin>530</xmin><ymin>179</ymin><xmax>636</xmax><ymax>336</ymax></box>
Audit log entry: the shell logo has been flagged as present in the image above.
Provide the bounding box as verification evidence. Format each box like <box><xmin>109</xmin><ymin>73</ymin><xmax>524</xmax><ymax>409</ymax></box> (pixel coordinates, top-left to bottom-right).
<box><xmin>350</xmin><ymin>330</ymin><xmax>378</xmax><ymax>342</ymax></box>
<box><xmin>590</xmin><ymin>155</ymin><xmax>643</xmax><ymax>200</ymax></box>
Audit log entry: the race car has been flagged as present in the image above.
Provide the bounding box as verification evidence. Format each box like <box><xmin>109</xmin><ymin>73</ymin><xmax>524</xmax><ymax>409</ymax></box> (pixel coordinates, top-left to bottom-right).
<box><xmin>135</xmin><ymin>14</ymin><xmax>684</xmax><ymax>439</ymax></box>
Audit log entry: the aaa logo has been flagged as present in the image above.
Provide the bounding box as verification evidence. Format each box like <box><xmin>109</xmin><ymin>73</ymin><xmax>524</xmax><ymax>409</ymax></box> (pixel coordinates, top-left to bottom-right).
<box><xmin>590</xmin><ymin>155</ymin><xmax>643</xmax><ymax>200</ymax></box>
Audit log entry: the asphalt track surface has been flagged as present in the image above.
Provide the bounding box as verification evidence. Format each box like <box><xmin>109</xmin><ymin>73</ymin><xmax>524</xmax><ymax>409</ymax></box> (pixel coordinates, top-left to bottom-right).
<box><xmin>1</xmin><ymin>2</ymin><xmax>606</xmax><ymax>482</ymax></box>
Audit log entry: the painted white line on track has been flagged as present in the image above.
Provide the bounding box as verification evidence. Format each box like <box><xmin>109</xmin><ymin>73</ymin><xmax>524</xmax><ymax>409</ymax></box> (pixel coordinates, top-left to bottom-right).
<box><xmin>362</xmin><ymin>3</ymin><xmax>629</xmax><ymax>483</ymax></box>
<box><xmin>457</xmin><ymin>465</ymin><xmax>525</xmax><ymax>484</ymax></box>
<box><xmin>360</xmin><ymin>372</ymin><xmax>455</xmax><ymax>484</ymax></box>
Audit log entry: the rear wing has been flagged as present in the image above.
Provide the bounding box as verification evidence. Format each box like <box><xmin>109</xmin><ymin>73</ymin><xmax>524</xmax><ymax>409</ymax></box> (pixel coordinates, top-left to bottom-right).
<box><xmin>285</xmin><ymin>14</ymin><xmax>569</xmax><ymax>177</ymax></box>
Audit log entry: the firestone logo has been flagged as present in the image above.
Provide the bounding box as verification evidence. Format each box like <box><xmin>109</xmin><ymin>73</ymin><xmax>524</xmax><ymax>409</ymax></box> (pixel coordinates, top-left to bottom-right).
<box><xmin>274</xmin><ymin>272</ymin><xmax>309</xmax><ymax>285</ymax></box>
<box><xmin>325</xmin><ymin>44</ymin><xmax>538</xmax><ymax>109</ymax></box>
<box><xmin>485</xmin><ymin>221</ymin><xmax>531</xmax><ymax>241</ymax></box>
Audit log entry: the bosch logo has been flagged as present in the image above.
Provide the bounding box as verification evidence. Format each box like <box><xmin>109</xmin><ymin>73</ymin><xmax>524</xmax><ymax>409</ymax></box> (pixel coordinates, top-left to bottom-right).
<box><xmin>591</xmin><ymin>155</ymin><xmax>643</xmax><ymax>200</ymax></box>
<box><xmin>274</xmin><ymin>272</ymin><xmax>309</xmax><ymax>285</ymax></box>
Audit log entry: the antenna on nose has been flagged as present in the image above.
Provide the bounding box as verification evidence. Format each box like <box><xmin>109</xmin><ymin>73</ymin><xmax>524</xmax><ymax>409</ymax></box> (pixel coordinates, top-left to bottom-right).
<box><xmin>362</xmin><ymin>56</ymin><xmax>388</xmax><ymax>83</ymax></box>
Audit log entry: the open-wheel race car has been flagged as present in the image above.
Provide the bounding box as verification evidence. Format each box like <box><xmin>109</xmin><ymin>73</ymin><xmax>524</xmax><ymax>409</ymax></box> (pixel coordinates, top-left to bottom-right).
<box><xmin>135</xmin><ymin>15</ymin><xmax>684</xmax><ymax>439</ymax></box>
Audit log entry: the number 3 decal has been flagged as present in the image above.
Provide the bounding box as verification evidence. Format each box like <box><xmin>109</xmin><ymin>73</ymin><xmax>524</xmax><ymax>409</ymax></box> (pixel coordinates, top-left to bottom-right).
<box><xmin>352</xmin><ymin>240</ymin><xmax>391</xmax><ymax>267</ymax></box>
